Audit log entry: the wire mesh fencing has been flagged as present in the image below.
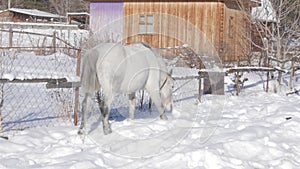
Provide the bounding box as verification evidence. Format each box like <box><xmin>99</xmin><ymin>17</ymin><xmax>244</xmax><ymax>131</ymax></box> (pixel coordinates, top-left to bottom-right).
<box><xmin>0</xmin><ymin>25</ymin><xmax>87</xmax><ymax>135</ymax></box>
<box><xmin>0</xmin><ymin>49</ymin><xmax>80</xmax><ymax>134</ymax></box>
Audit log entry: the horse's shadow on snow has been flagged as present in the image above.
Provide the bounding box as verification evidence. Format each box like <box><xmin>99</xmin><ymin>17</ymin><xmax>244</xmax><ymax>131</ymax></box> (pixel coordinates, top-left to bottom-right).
<box><xmin>87</xmin><ymin>94</ymin><xmax>195</xmax><ymax>134</ymax></box>
<box><xmin>88</xmin><ymin>106</ymin><xmax>165</xmax><ymax>134</ymax></box>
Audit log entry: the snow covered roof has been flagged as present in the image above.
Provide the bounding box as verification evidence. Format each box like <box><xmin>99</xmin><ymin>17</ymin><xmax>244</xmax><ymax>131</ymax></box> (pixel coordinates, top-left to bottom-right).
<box><xmin>252</xmin><ymin>0</ymin><xmax>276</xmax><ymax>22</ymax></box>
<box><xmin>8</xmin><ymin>8</ymin><xmax>64</xmax><ymax>19</ymax></box>
<box><xmin>67</xmin><ymin>12</ymin><xmax>90</xmax><ymax>16</ymax></box>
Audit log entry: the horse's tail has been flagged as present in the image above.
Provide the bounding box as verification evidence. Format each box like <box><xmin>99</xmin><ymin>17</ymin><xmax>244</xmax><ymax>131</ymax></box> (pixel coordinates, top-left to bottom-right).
<box><xmin>80</xmin><ymin>50</ymin><xmax>101</xmax><ymax>93</ymax></box>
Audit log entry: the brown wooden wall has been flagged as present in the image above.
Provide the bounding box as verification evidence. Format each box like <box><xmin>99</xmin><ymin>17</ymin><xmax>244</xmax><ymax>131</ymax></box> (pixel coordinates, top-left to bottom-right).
<box><xmin>0</xmin><ymin>11</ymin><xmax>34</xmax><ymax>22</ymax></box>
<box><xmin>223</xmin><ymin>6</ymin><xmax>250</xmax><ymax>62</ymax></box>
<box><xmin>0</xmin><ymin>11</ymin><xmax>12</xmax><ymax>22</ymax></box>
<box><xmin>123</xmin><ymin>1</ymin><xmax>251</xmax><ymax>63</ymax></box>
<box><xmin>124</xmin><ymin>2</ymin><xmax>222</xmax><ymax>59</ymax></box>
<box><xmin>0</xmin><ymin>11</ymin><xmax>64</xmax><ymax>23</ymax></box>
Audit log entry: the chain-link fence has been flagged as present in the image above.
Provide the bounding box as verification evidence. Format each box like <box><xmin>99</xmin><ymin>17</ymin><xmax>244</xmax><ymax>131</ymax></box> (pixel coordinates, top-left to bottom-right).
<box><xmin>0</xmin><ymin>25</ymin><xmax>87</xmax><ymax>135</ymax></box>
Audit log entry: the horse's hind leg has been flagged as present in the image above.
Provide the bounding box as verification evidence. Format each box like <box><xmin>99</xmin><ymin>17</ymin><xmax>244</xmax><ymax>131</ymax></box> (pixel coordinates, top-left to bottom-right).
<box><xmin>78</xmin><ymin>93</ymin><xmax>89</xmax><ymax>135</ymax></box>
<box><xmin>128</xmin><ymin>93</ymin><xmax>136</xmax><ymax>120</ymax></box>
<box><xmin>96</xmin><ymin>91</ymin><xmax>103</xmax><ymax>115</ymax></box>
<box><xmin>100</xmin><ymin>95</ymin><xmax>112</xmax><ymax>135</ymax></box>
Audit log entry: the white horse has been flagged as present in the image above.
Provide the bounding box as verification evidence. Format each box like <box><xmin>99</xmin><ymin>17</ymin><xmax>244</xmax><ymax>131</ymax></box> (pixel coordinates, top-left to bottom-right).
<box><xmin>78</xmin><ymin>42</ymin><xmax>173</xmax><ymax>135</ymax></box>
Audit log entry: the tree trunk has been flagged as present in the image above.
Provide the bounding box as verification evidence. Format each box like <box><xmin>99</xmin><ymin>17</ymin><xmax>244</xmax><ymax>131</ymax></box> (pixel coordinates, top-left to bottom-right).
<box><xmin>289</xmin><ymin>61</ymin><xmax>295</xmax><ymax>91</ymax></box>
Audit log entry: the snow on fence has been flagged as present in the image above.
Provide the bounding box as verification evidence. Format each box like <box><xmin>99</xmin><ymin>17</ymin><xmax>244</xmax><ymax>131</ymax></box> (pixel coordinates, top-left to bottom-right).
<box><xmin>0</xmin><ymin>27</ymin><xmax>86</xmax><ymax>134</ymax></box>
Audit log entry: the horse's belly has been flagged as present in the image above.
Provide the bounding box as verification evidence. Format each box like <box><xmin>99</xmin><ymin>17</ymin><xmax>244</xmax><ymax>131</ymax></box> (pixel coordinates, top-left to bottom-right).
<box><xmin>120</xmin><ymin>72</ymin><xmax>148</xmax><ymax>93</ymax></box>
<box><xmin>118</xmin><ymin>50</ymin><xmax>150</xmax><ymax>93</ymax></box>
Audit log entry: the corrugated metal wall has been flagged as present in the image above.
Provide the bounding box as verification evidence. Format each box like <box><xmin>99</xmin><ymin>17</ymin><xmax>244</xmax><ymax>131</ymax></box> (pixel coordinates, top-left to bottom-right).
<box><xmin>90</xmin><ymin>2</ymin><xmax>124</xmax><ymax>42</ymax></box>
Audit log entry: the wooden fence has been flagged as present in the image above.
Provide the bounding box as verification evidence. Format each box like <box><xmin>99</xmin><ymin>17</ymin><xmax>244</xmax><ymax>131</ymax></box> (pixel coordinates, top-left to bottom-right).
<box><xmin>161</xmin><ymin>46</ymin><xmax>300</xmax><ymax>98</ymax></box>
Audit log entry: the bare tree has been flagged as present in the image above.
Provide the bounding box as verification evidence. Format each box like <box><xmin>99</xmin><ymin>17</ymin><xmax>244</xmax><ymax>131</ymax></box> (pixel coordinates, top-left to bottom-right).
<box><xmin>265</xmin><ymin>0</ymin><xmax>299</xmax><ymax>89</ymax></box>
<box><xmin>236</xmin><ymin>0</ymin><xmax>299</xmax><ymax>92</ymax></box>
<box><xmin>49</xmin><ymin>0</ymin><xmax>88</xmax><ymax>15</ymax></box>
<box><xmin>0</xmin><ymin>0</ymin><xmax>26</xmax><ymax>9</ymax></box>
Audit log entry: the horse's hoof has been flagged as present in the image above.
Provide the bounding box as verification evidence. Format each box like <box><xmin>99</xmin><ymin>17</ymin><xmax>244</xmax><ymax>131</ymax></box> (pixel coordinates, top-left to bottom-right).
<box><xmin>78</xmin><ymin>129</ymin><xmax>84</xmax><ymax>135</ymax></box>
<box><xmin>160</xmin><ymin>114</ymin><xmax>168</xmax><ymax>120</ymax></box>
<box><xmin>103</xmin><ymin>127</ymin><xmax>112</xmax><ymax>135</ymax></box>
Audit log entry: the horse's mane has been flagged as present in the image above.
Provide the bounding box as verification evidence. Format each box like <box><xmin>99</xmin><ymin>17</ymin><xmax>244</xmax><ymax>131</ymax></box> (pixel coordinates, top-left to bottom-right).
<box><xmin>128</xmin><ymin>41</ymin><xmax>153</xmax><ymax>50</ymax></box>
<box><xmin>139</xmin><ymin>42</ymin><xmax>152</xmax><ymax>49</ymax></box>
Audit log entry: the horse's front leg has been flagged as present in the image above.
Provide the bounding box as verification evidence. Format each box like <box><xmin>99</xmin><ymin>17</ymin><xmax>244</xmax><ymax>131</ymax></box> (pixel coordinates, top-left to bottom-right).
<box><xmin>148</xmin><ymin>90</ymin><xmax>168</xmax><ymax>120</ymax></box>
<box><xmin>128</xmin><ymin>93</ymin><xmax>136</xmax><ymax>120</ymax></box>
<box><xmin>78</xmin><ymin>93</ymin><xmax>89</xmax><ymax>135</ymax></box>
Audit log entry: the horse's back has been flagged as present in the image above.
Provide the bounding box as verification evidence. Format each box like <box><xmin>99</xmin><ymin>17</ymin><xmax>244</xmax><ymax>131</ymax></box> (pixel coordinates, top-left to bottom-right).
<box><xmin>81</xmin><ymin>42</ymin><xmax>167</xmax><ymax>95</ymax></box>
<box><xmin>125</xmin><ymin>43</ymin><xmax>165</xmax><ymax>91</ymax></box>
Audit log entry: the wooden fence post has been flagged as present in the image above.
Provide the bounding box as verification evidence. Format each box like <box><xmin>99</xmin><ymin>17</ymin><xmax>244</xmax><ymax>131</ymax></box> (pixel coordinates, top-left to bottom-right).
<box><xmin>52</xmin><ymin>31</ymin><xmax>56</xmax><ymax>53</ymax></box>
<box><xmin>73</xmin><ymin>49</ymin><xmax>81</xmax><ymax>126</ymax></box>
<box><xmin>289</xmin><ymin>60</ymin><xmax>295</xmax><ymax>91</ymax></box>
<box><xmin>235</xmin><ymin>72</ymin><xmax>240</xmax><ymax>96</ymax></box>
<box><xmin>9</xmin><ymin>27</ymin><xmax>13</xmax><ymax>48</ymax></box>
<box><xmin>266</xmin><ymin>58</ymin><xmax>270</xmax><ymax>93</ymax></box>
<box><xmin>198</xmin><ymin>72</ymin><xmax>202</xmax><ymax>102</ymax></box>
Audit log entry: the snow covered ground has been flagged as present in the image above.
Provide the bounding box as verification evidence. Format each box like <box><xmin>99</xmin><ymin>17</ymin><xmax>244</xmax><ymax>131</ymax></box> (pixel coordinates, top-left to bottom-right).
<box><xmin>0</xmin><ymin>26</ymin><xmax>89</xmax><ymax>48</ymax></box>
<box><xmin>1</xmin><ymin>19</ymin><xmax>299</xmax><ymax>168</ymax></box>
<box><xmin>0</xmin><ymin>70</ymin><xmax>299</xmax><ymax>168</ymax></box>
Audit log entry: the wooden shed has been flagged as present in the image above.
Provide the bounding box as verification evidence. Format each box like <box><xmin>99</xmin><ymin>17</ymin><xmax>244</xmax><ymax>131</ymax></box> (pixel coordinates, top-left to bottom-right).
<box><xmin>0</xmin><ymin>8</ymin><xmax>65</xmax><ymax>23</ymax></box>
<box><xmin>89</xmin><ymin>0</ymin><xmax>259</xmax><ymax>63</ymax></box>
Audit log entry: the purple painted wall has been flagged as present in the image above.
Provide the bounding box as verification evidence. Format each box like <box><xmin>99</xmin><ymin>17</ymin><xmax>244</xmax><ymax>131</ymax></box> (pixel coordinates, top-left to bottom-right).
<box><xmin>90</xmin><ymin>2</ymin><xmax>124</xmax><ymax>41</ymax></box>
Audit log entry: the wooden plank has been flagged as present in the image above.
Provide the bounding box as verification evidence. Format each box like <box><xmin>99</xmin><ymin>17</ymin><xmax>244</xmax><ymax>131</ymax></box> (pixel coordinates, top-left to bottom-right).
<box><xmin>219</xmin><ymin>2</ymin><xmax>225</xmax><ymax>62</ymax></box>
<box><xmin>227</xmin><ymin>67</ymin><xmax>276</xmax><ymax>73</ymax></box>
<box><xmin>178</xmin><ymin>2</ymin><xmax>187</xmax><ymax>45</ymax></box>
<box><xmin>187</xmin><ymin>2</ymin><xmax>195</xmax><ymax>49</ymax></box>
<box><xmin>46</xmin><ymin>81</ymin><xmax>81</xmax><ymax>89</ymax></box>
<box><xmin>207</xmin><ymin>2</ymin><xmax>213</xmax><ymax>46</ymax></box>
<box><xmin>168</xmin><ymin>2</ymin><xmax>176</xmax><ymax>47</ymax></box>
<box><xmin>0</xmin><ymin>78</ymin><xmax>68</xmax><ymax>84</ymax></box>
<box><xmin>194</xmin><ymin>2</ymin><xmax>202</xmax><ymax>54</ymax></box>
<box><xmin>173</xmin><ymin>75</ymin><xmax>202</xmax><ymax>81</ymax></box>
<box><xmin>0</xmin><ymin>78</ymin><xmax>81</xmax><ymax>88</ymax></box>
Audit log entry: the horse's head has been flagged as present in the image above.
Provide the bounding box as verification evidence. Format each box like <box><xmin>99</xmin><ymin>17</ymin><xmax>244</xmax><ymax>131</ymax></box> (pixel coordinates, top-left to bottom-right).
<box><xmin>160</xmin><ymin>71</ymin><xmax>174</xmax><ymax>112</ymax></box>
